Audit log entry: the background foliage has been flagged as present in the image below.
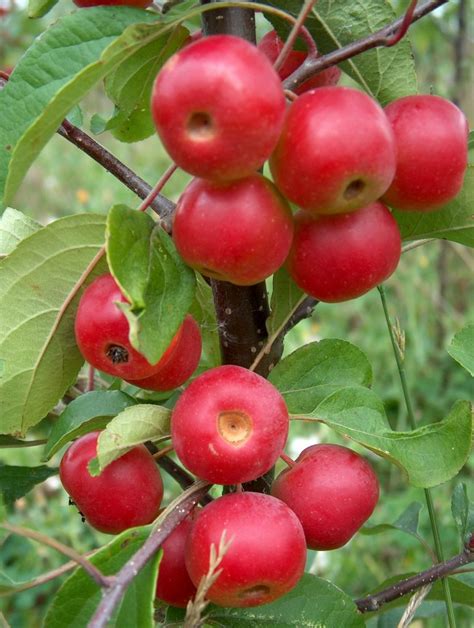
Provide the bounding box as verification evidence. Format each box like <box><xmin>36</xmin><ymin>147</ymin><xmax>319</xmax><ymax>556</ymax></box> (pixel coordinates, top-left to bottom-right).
<box><xmin>0</xmin><ymin>0</ymin><xmax>472</xmax><ymax>626</ymax></box>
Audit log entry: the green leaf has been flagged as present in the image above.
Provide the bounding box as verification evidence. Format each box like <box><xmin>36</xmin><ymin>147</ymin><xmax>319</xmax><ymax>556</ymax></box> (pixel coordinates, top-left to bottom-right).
<box><xmin>189</xmin><ymin>276</ymin><xmax>221</xmax><ymax>369</ymax></box>
<box><xmin>0</xmin><ymin>208</ymin><xmax>41</xmax><ymax>257</ymax></box>
<box><xmin>196</xmin><ymin>573</ymin><xmax>364</xmax><ymax>627</ymax></box>
<box><xmin>451</xmin><ymin>483</ymin><xmax>474</xmax><ymax>547</ymax></box>
<box><xmin>44</xmin><ymin>526</ymin><xmax>160</xmax><ymax>628</ymax></box>
<box><xmin>0</xmin><ymin>464</ymin><xmax>57</xmax><ymax>504</ymax></box>
<box><xmin>394</xmin><ymin>165</ymin><xmax>474</xmax><ymax>247</ymax></box>
<box><xmin>267</xmin><ymin>267</ymin><xmax>306</xmax><ymax>336</ymax></box>
<box><xmin>28</xmin><ymin>0</ymin><xmax>59</xmax><ymax>19</ymax></box>
<box><xmin>0</xmin><ymin>495</ymin><xmax>5</xmax><ymax>522</ymax></box>
<box><xmin>92</xmin><ymin>107</ymin><xmax>156</xmax><ymax>144</ymax></box>
<box><xmin>361</xmin><ymin>502</ymin><xmax>429</xmax><ymax>552</ymax></box>
<box><xmin>106</xmin><ymin>205</ymin><xmax>196</xmax><ymax>364</ymax></box>
<box><xmin>275</xmin><ymin>360</ymin><xmax>472</xmax><ymax>487</ymax></box>
<box><xmin>447</xmin><ymin>323</ymin><xmax>474</xmax><ymax>376</ymax></box>
<box><xmin>91</xmin><ymin>404</ymin><xmax>171</xmax><ymax>474</ymax></box>
<box><xmin>0</xmin><ymin>7</ymin><xmax>161</xmax><ymax>207</ymax></box>
<box><xmin>44</xmin><ymin>390</ymin><xmax>138</xmax><ymax>461</ymax></box>
<box><xmin>105</xmin><ymin>24</ymin><xmax>188</xmax><ymax>115</ymax></box>
<box><xmin>269</xmin><ymin>339</ymin><xmax>373</xmax><ymax>407</ymax></box>
<box><xmin>265</xmin><ymin>0</ymin><xmax>417</xmax><ymax>104</ymax></box>
<box><xmin>0</xmin><ymin>214</ymin><xmax>106</xmax><ymax>436</ymax></box>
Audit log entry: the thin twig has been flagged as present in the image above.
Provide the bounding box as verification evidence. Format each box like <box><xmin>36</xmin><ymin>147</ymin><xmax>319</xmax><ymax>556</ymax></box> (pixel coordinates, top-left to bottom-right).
<box><xmin>1</xmin><ymin>523</ymin><xmax>111</xmax><ymax>589</ymax></box>
<box><xmin>283</xmin><ymin>0</ymin><xmax>448</xmax><ymax>91</ymax></box>
<box><xmin>355</xmin><ymin>546</ymin><xmax>473</xmax><ymax>612</ymax></box>
<box><xmin>0</xmin><ymin>551</ymin><xmax>96</xmax><ymax>597</ymax></box>
<box><xmin>88</xmin><ymin>480</ymin><xmax>211</xmax><ymax>628</ymax></box>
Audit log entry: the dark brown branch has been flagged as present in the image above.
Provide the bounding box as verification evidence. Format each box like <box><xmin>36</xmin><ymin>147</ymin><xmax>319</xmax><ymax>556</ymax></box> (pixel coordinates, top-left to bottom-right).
<box><xmin>0</xmin><ymin>77</ymin><xmax>175</xmax><ymax>230</ymax></box>
<box><xmin>89</xmin><ymin>481</ymin><xmax>211</xmax><ymax>628</ymax></box>
<box><xmin>283</xmin><ymin>0</ymin><xmax>449</xmax><ymax>91</ymax></box>
<box><xmin>59</xmin><ymin>121</ymin><xmax>176</xmax><ymax>230</ymax></box>
<box><xmin>355</xmin><ymin>545</ymin><xmax>474</xmax><ymax>613</ymax></box>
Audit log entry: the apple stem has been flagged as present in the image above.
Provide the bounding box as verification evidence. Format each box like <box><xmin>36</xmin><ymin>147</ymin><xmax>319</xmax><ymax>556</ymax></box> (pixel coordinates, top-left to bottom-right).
<box><xmin>385</xmin><ymin>0</ymin><xmax>419</xmax><ymax>46</ymax></box>
<box><xmin>284</xmin><ymin>89</ymin><xmax>298</xmax><ymax>102</ymax></box>
<box><xmin>152</xmin><ymin>444</ymin><xmax>174</xmax><ymax>460</ymax></box>
<box><xmin>274</xmin><ymin>0</ymin><xmax>318</xmax><ymax>72</ymax></box>
<box><xmin>137</xmin><ymin>163</ymin><xmax>178</xmax><ymax>214</ymax></box>
<box><xmin>87</xmin><ymin>365</ymin><xmax>95</xmax><ymax>392</ymax></box>
<box><xmin>280</xmin><ymin>453</ymin><xmax>296</xmax><ymax>468</ymax></box>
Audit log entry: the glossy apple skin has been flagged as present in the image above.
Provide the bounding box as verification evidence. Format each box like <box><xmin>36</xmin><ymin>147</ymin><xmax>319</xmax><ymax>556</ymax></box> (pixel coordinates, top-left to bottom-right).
<box><xmin>171</xmin><ymin>365</ymin><xmax>289</xmax><ymax>485</ymax></box>
<box><xmin>75</xmin><ymin>274</ymin><xmax>199</xmax><ymax>381</ymax></box>
<box><xmin>258</xmin><ymin>30</ymin><xmax>341</xmax><ymax>94</ymax></box>
<box><xmin>173</xmin><ymin>175</ymin><xmax>294</xmax><ymax>285</ymax></box>
<box><xmin>185</xmin><ymin>492</ymin><xmax>306</xmax><ymax>607</ymax></box>
<box><xmin>74</xmin><ymin>0</ymin><xmax>151</xmax><ymax>6</ymax></box>
<box><xmin>272</xmin><ymin>444</ymin><xmax>380</xmax><ymax>550</ymax></box>
<box><xmin>59</xmin><ymin>432</ymin><xmax>163</xmax><ymax>534</ymax></box>
<box><xmin>126</xmin><ymin>315</ymin><xmax>202</xmax><ymax>391</ymax></box>
<box><xmin>151</xmin><ymin>34</ymin><xmax>285</xmax><ymax>181</ymax></box>
<box><xmin>287</xmin><ymin>202</ymin><xmax>401</xmax><ymax>303</ymax></box>
<box><xmin>156</xmin><ymin>514</ymin><xmax>197</xmax><ymax>608</ymax></box>
<box><xmin>382</xmin><ymin>95</ymin><xmax>468</xmax><ymax>212</ymax></box>
<box><xmin>270</xmin><ymin>86</ymin><xmax>396</xmax><ymax>214</ymax></box>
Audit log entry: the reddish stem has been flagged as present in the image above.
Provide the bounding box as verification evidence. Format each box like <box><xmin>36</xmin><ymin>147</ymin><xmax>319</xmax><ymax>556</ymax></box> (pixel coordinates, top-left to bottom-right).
<box><xmin>274</xmin><ymin>0</ymin><xmax>318</xmax><ymax>71</ymax></box>
<box><xmin>385</xmin><ymin>0</ymin><xmax>419</xmax><ymax>46</ymax></box>
<box><xmin>280</xmin><ymin>452</ymin><xmax>296</xmax><ymax>468</ymax></box>
<box><xmin>152</xmin><ymin>444</ymin><xmax>175</xmax><ymax>460</ymax></box>
<box><xmin>137</xmin><ymin>163</ymin><xmax>178</xmax><ymax>214</ymax></box>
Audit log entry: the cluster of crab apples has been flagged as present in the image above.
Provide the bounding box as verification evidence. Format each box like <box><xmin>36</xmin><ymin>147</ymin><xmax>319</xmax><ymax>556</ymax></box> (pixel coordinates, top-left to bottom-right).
<box><xmin>71</xmin><ymin>276</ymin><xmax>379</xmax><ymax>609</ymax></box>
<box><xmin>60</xmin><ymin>376</ymin><xmax>379</xmax><ymax>609</ymax></box>
<box><xmin>152</xmin><ymin>33</ymin><xmax>468</xmax><ymax>301</ymax></box>
<box><xmin>61</xmin><ymin>28</ymin><xmax>469</xmax><ymax>611</ymax></box>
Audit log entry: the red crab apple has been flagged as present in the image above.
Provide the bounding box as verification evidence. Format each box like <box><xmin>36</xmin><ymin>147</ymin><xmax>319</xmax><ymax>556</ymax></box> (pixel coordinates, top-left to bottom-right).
<box><xmin>156</xmin><ymin>513</ymin><xmax>197</xmax><ymax>607</ymax></box>
<box><xmin>126</xmin><ymin>315</ymin><xmax>202</xmax><ymax>391</ymax></box>
<box><xmin>272</xmin><ymin>444</ymin><xmax>380</xmax><ymax>550</ymax></box>
<box><xmin>270</xmin><ymin>86</ymin><xmax>396</xmax><ymax>214</ymax></box>
<box><xmin>151</xmin><ymin>34</ymin><xmax>286</xmax><ymax>181</ymax></box>
<box><xmin>382</xmin><ymin>94</ymin><xmax>468</xmax><ymax>212</ymax></box>
<box><xmin>74</xmin><ymin>0</ymin><xmax>151</xmax><ymax>6</ymax></box>
<box><xmin>59</xmin><ymin>431</ymin><xmax>163</xmax><ymax>534</ymax></box>
<box><xmin>287</xmin><ymin>202</ymin><xmax>401</xmax><ymax>302</ymax></box>
<box><xmin>172</xmin><ymin>174</ymin><xmax>294</xmax><ymax>285</ymax></box>
<box><xmin>171</xmin><ymin>365</ymin><xmax>289</xmax><ymax>484</ymax></box>
<box><xmin>258</xmin><ymin>29</ymin><xmax>341</xmax><ymax>94</ymax></box>
<box><xmin>185</xmin><ymin>492</ymin><xmax>306</xmax><ymax>607</ymax></box>
<box><xmin>75</xmin><ymin>274</ymin><xmax>201</xmax><ymax>383</ymax></box>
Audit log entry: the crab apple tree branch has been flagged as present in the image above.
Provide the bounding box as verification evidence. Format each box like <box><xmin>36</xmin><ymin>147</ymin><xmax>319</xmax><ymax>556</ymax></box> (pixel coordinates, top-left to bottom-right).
<box><xmin>355</xmin><ymin>543</ymin><xmax>474</xmax><ymax>613</ymax></box>
<box><xmin>283</xmin><ymin>0</ymin><xmax>449</xmax><ymax>92</ymax></box>
<box><xmin>88</xmin><ymin>481</ymin><xmax>211</xmax><ymax>628</ymax></box>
